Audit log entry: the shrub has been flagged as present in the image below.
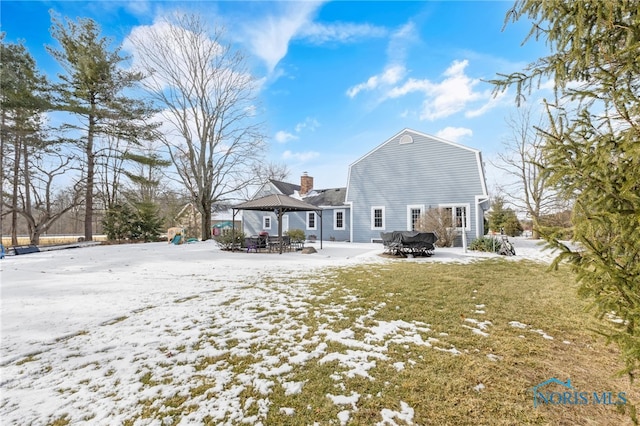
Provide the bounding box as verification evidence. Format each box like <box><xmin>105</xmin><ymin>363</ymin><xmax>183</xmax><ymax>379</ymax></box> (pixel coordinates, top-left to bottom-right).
<box><xmin>102</xmin><ymin>202</ymin><xmax>163</xmax><ymax>243</ymax></box>
<box><xmin>103</xmin><ymin>204</ymin><xmax>137</xmax><ymax>241</ymax></box>
<box><xmin>285</xmin><ymin>228</ymin><xmax>305</xmax><ymax>243</ymax></box>
<box><xmin>214</xmin><ymin>229</ymin><xmax>245</xmax><ymax>250</ymax></box>
<box><xmin>469</xmin><ymin>236</ymin><xmax>499</xmax><ymax>253</ymax></box>
<box><xmin>415</xmin><ymin>208</ymin><xmax>457</xmax><ymax>247</ymax></box>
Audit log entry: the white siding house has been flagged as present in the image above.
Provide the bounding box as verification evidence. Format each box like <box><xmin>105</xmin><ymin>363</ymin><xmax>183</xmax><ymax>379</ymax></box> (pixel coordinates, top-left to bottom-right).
<box><xmin>242</xmin><ymin>129</ymin><xmax>489</xmax><ymax>245</ymax></box>
<box><xmin>345</xmin><ymin>129</ymin><xmax>489</xmax><ymax>244</ymax></box>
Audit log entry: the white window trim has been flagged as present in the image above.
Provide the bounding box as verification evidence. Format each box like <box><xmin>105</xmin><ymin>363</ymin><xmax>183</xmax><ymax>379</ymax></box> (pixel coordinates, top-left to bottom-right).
<box><xmin>439</xmin><ymin>203</ymin><xmax>471</xmax><ymax>231</ymax></box>
<box><xmin>371</xmin><ymin>206</ymin><xmax>386</xmax><ymax>230</ymax></box>
<box><xmin>406</xmin><ymin>204</ymin><xmax>425</xmax><ymax>231</ymax></box>
<box><xmin>306</xmin><ymin>211</ymin><xmax>317</xmax><ymax>231</ymax></box>
<box><xmin>334</xmin><ymin>209</ymin><xmax>346</xmax><ymax>230</ymax></box>
<box><xmin>262</xmin><ymin>216</ymin><xmax>271</xmax><ymax>230</ymax></box>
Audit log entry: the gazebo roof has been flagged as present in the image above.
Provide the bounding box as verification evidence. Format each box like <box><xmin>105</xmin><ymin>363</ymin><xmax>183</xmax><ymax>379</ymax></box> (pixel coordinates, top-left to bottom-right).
<box><xmin>234</xmin><ymin>193</ymin><xmax>321</xmax><ymax>212</ymax></box>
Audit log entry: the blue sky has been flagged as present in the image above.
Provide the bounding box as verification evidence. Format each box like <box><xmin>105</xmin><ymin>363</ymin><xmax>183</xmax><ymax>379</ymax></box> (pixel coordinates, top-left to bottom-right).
<box><xmin>1</xmin><ymin>0</ymin><xmax>550</xmax><ymax>191</ymax></box>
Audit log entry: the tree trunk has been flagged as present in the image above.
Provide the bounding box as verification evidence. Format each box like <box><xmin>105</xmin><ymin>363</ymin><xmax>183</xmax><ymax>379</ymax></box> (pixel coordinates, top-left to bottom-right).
<box><xmin>10</xmin><ymin>133</ymin><xmax>21</xmax><ymax>246</ymax></box>
<box><xmin>201</xmin><ymin>200</ymin><xmax>211</xmax><ymax>241</ymax></box>
<box><xmin>531</xmin><ymin>217</ymin><xmax>541</xmax><ymax>240</ymax></box>
<box><xmin>30</xmin><ymin>227</ymin><xmax>40</xmax><ymax>245</ymax></box>
<box><xmin>0</xmin><ymin>111</ymin><xmax>5</xmax><ymax>246</ymax></box>
<box><xmin>85</xmin><ymin>114</ymin><xmax>95</xmax><ymax>241</ymax></box>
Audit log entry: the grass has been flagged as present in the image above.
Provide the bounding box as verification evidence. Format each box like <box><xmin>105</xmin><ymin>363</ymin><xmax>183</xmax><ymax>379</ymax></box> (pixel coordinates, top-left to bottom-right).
<box><xmin>45</xmin><ymin>259</ymin><xmax>639</xmax><ymax>425</ymax></box>
<box><xmin>259</xmin><ymin>260</ymin><xmax>638</xmax><ymax>425</ymax></box>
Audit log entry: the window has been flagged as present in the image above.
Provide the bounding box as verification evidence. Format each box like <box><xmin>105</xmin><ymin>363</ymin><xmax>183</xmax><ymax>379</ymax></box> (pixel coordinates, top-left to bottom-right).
<box><xmin>334</xmin><ymin>209</ymin><xmax>345</xmax><ymax>230</ymax></box>
<box><xmin>371</xmin><ymin>206</ymin><xmax>385</xmax><ymax>230</ymax></box>
<box><xmin>263</xmin><ymin>216</ymin><xmax>271</xmax><ymax>230</ymax></box>
<box><xmin>406</xmin><ymin>205</ymin><xmax>424</xmax><ymax>231</ymax></box>
<box><xmin>307</xmin><ymin>212</ymin><xmax>317</xmax><ymax>230</ymax></box>
<box><xmin>440</xmin><ymin>204</ymin><xmax>470</xmax><ymax>230</ymax></box>
<box><xmin>455</xmin><ymin>207</ymin><xmax>466</xmax><ymax>228</ymax></box>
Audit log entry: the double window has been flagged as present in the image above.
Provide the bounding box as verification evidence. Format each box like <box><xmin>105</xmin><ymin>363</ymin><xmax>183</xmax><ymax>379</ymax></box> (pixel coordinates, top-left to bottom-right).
<box><xmin>441</xmin><ymin>205</ymin><xmax>469</xmax><ymax>230</ymax></box>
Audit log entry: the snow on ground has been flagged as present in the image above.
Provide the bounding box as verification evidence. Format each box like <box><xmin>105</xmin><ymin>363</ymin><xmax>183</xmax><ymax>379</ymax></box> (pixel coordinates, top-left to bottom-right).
<box><xmin>0</xmin><ymin>237</ymin><xmax>557</xmax><ymax>424</ymax></box>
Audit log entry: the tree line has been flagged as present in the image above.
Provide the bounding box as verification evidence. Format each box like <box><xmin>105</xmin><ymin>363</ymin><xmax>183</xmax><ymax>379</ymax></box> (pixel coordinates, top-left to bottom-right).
<box><xmin>1</xmin><ymin>12</ymin><xmax>270</xmax><ymax>245</ymax></box>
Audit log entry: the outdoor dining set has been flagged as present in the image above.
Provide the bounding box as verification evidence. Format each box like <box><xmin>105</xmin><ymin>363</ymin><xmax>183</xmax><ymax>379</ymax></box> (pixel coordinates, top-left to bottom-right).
<box><xmin>244</xmin><ymin>234</ymin><xmax>305</xmax><ymax>253</ymax></box>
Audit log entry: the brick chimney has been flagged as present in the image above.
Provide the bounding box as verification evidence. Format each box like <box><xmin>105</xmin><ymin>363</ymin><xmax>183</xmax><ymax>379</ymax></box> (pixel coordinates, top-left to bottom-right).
<box><xmin>300</xmin><ymin>172</ymin><xmax>314</xmax><ymax>196</ymax></box>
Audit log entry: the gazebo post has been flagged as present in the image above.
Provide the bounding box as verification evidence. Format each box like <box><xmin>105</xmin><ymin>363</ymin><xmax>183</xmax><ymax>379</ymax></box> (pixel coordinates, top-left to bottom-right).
<box><xmin>277</xmin><ymin>208</ymin><xmax>284</xmax><ymax>254</ymax></box>
<box><xmin>232</xmin><ymin>209</ymin><xmax>239</xmax><ymax>251</ymax></box>
<box><xmin>318</xmin><ymin>209</ymin><xmax>323</xmax><ymax>249</ymax></box>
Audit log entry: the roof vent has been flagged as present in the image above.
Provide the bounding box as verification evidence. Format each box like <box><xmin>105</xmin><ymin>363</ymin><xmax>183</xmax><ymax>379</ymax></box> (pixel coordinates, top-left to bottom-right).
<box><xmin>399</xmin><ymin>134</ymin><xmax>414</xmax><ymax>144</ymax></box>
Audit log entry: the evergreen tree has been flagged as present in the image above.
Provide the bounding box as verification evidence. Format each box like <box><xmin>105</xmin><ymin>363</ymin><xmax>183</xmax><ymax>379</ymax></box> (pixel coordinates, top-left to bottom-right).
<box><xmin>487</xmin><ymin>196</ymin><xmax>522</xmax><ymax>236</ymax></box>
<box><xmin>492</xmin><ymin>0</ymin><xmax>640</xmax><ymax>393</ymax></box>
<box><xmin>47</xmin><ymin>13</ymin><xmax>155</xmax><ymax>241</ymax></box>
<box><xmin>102</xmin><ymin>203</ymin><xmax>136</xmax><ymax>241</ymax></box>
<box><xmin>130</xmin><ymin>200</ymin><xmax>163</xmax><ymax>242</ymax></box>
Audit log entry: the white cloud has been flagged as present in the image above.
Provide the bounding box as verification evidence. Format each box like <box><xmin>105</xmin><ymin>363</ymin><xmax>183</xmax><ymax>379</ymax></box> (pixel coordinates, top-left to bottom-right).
<box><xmin>275</xmin><ymin>117</ymin><xmax>320</xmax><ymax>146</ymax></box>
<box><xmin>386</xmin><ymin>21</ymin><xmax>417</xmax><ymax>64</ymax></box>
<box><xmin>295</xmin><ymin>117</ymin><xmax>320</xmax><ymax>133</ymax></box>
<box><xmin>465</xmin><ymin>88</ymin><xmax>508</xmax><ymax>118</ymax></box>
<box><xmin>274</xmin><ymin>131</ymin><xmax>298</xmax><ymax>144</ymax></box>
<box><xmin>386</xmin><ymin>60</ymin><xmax>484</xmax><ymax>121</ymax></box>
<box><xmin>300</xmin><ymin>22</ymin><xmax>387</xmax><ymax>44</ymax></box>
<box><xmin>241</xmin><ymin>2</ymin><xmax>323</xmax><ymax>74</ymax></box>
<box><xmin>345</xmin><ymin>21</ymin><xmax>416</xmax><ymax>99</ymax></box>
<box><xmin>436</xmin><ymin>127</ymin><xmax>473</xmax><ymax>142</ymax></box>
<box><xmin>124</xmin><ymin>17</ymin><xmax>235</xmax><ymax>92</ymax></box>
<box><xmin>282</xmin><ymin>150</ymin><xmax>320</xmax><ymax>162</ymax></box>
<box><xmin>346</xmin><ymin>65</ymin><xmax>406</xmax><ymax>98</ymax></box>
<box><xmin>124</xmin><ymin>0</ymin><xmax>151</xmax><ymax>16</ymax></box>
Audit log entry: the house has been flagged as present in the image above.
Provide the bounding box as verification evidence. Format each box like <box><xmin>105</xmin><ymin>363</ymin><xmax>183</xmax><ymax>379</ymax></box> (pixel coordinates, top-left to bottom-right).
<box><xmin>242</xmin><ymin>129</ymin><xmax>489</xmax><ymax>245</ymax></box>
<box><xmin>346</xmin><ymin>129</ymin><xmax>489</xmax><ymax>244</ymax></box>
<box><xmin>242</xmin><ymin>173</ymin><xmax>350</xmax><ymax>242</ymax></box>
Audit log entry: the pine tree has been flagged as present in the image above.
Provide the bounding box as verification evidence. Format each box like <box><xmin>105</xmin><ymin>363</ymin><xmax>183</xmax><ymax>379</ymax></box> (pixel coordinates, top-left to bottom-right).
<box><xmin>492</xmin><ymin>0</ymin><xmax>640</xmax><ymax>393</ymax></box>
<box><xmin>47</xmin><ymin>13</ymin><xmax>155</xmax><ymax>241</ymax></box>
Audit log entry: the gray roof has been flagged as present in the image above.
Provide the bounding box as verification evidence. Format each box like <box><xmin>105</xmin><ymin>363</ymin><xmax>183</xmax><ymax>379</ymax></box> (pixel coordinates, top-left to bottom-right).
<box><xmin>269</xmin><ymin>179</ymin><xmax>300</xmax><ymax>196</ymax></box>
<box><xmin>304</xmin><ymin>188</ymin><xmax>347</xmax><ymax>207</ymax></box>
<box><xmin>234</xmin><ymin>194</ymin><xmax>321</xmax><ymax>212</ymax></box>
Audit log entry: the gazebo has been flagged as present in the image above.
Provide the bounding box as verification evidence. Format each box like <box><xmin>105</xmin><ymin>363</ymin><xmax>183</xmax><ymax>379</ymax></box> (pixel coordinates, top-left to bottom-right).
<box><xmin>232</xmin><ymin>194</ymin><xmax>323</xmax><ymax>253</ymax></box>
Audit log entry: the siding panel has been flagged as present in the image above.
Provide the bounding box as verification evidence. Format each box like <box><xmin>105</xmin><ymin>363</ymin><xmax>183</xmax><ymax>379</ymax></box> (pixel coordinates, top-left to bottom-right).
<box><xmin>347</xmin><ymin>130</ymin><xmax>488</xmax><ymax>243</ymax></box>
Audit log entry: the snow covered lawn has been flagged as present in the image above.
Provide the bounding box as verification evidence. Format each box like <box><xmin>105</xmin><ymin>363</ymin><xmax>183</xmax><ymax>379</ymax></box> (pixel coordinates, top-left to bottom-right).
<box><xmin>2</xmin><ymin>238</ymin><xmax>633</xmax><ymax>425</ymax></box>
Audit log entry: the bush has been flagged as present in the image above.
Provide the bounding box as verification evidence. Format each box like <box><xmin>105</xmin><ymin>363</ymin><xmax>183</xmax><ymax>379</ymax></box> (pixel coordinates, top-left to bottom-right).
<box><xmin>103</xmin><ymin>204</ymin><xmax>137</xmax><ymax>241</ymax></box>
<box><xmin>285</xmin><ymin>228</ymin><xmax>305</xmax><ymax>243</ymax></box>
<box><xmin>102</xmin><ymin>202</ymin><xmax>163</xmax><ymax>243</ymax></box>
<box><xmin>415</xmin><ymin>208</ymin><xmax>457</xmax><ymax>247</ymax></box>
<box><xmin>131</xmin><ymin>201</ymin><xmax>164</xmax><ymax>242</ymax></box>
<box><xmin>469</xmin><ymin>236</ymin><xmax>499</xmax><ymax>253</ymax></box>
<box><xmin>214</xmin><ymin>229</ymin><xmax>245</xmax><ymax>250</ymax></box>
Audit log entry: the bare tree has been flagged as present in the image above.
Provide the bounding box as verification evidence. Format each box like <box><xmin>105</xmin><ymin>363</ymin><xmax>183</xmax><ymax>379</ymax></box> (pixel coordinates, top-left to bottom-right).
<box><xmin>128</xmin><ymin>14</ymin><xmax>266</xmax><ymax>240</ymax></box>
<box><xmin>415</xmin><ymin>208</ymin><xmax>457</xmax><ymax>247</ymax></box>
<box><xmin>20</xmin><ymin>150</ymin><xmax>84</xmax><ymax>244</ymax></box>
<box><xmin>254</xmin><ymin>161</ymin><xmax>291</xmax><ymax>184</ymax></box>
<box><xmin>492</xmin><ymin>106</ymin><xmax>560</xmax><ymax>239</ymax></box>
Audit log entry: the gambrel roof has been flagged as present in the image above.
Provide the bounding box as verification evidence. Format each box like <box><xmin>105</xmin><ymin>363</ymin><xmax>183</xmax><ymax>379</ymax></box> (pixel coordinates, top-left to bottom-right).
<box><xmin>348</xmin><ymin>128</ymin><xmax>482</xmax><ymax>168</ymax></box>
